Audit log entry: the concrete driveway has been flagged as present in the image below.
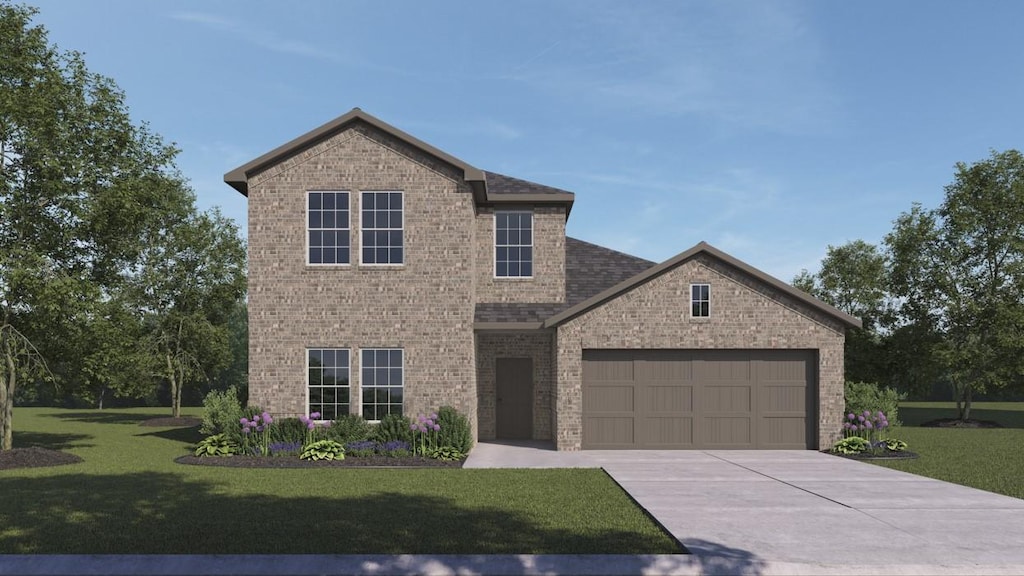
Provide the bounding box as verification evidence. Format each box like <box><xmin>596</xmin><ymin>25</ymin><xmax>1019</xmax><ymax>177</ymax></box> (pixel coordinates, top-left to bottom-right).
<box><xmin>466</xmin><ymin>442</ymin><xmax>1024</xmax><ymax>572</ymax></box>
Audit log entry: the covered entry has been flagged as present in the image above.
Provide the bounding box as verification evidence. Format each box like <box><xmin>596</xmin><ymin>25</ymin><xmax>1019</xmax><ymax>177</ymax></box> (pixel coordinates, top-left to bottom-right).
<box><xmin>582</xmin><ymin>349</ymin><xmax>816</xmax><ymax>449</ymax></box>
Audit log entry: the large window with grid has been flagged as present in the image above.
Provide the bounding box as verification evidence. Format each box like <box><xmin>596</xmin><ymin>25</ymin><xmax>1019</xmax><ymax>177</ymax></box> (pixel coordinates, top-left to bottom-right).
<box><xmin>307</xmin><ymin>192</ymin><xmax>350</xmax><ymax>265</ymax></box>
<box><xmin>308</xmin><ymin>348</ymin><xmax>350</xmax><ymax>420</ymax></box>
<box><xmin>361</xmin><ymin>191</ymin><xmax>403</xmax><ymax>265</ymax></box>
<box><xmin>495</xmin><ymin>211</ymin><xmax>533</xmax><ymax>277</ymax></box>
<box><xmin>361</xmin><ymin>348</ymin><xmax>403</xmax><ymax>421</ymax></box>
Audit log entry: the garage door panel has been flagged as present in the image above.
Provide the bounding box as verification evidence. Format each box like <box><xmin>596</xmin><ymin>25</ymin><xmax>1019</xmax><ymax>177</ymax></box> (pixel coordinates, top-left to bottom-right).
<box><xmin>583</xmin><ymin>355</ymin><xmax>633</xmax><ymax>380</ymax></box>
<box><xmin>644</xmin><ymin>385</ymin><xmax>692</xmax><ymax>413</ymax></box>
<box><xmin>703</xmin><ymin>417</ymin><xmax>751</xmax><ymax>446</ymax></box>
<box><xmin>641</xmin><ymin>416</ymin><xmax>693</xmax><ymax>446</ymax></box>
<box><xmin>583</xmin><ymin>385</ymin><xmax>635</xmax><ymax>413</ymax></box>
<box><xmin>637</xmin><ymin>354</ymin><xmax>694</xmax><ymax>380</ymax></box>
<box><xmin>764</xmin><ymin>385</ymin><xmax>806</xmax><ymax>412</ymax></box>
<box><xmin>764</xmin><ymin>417</ymin><xmax>806</xmax><ymax>448</ymax></box>
<box><xmin>701</xmin><ymin>355</ymin><xmax>752</xmax><ymax>380</ymax></box>
<box><xmin>702</xmin><ymin>386</ymin><xmax>751</xmax><ymax>412</ymax></box>
<box><xmin>584</xmin><ymin>416</ymin><xmax>634</xmax><ymax>446</ymax></box>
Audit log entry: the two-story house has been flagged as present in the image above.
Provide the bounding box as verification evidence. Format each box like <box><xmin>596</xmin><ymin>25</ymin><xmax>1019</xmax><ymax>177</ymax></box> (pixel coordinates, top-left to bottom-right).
<box><xmin>225</xmin><ymin>108</ymin><xmax>860</xmax><ymax>451</ymax></box>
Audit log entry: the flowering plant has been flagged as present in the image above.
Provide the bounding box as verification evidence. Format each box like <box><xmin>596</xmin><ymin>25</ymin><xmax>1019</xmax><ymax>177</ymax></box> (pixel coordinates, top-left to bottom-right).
<box><xmin>240</xmin><ymin>411</ymin><xmax>274</xmax><ymax>456</ymax></box>
<box><xmin>410</xmin><ymin>413</ymin><xmax>441</xmax><ymax>456</ymax></box>
<box><xmin>840</xmin><ymin>410</ymin><xmax>906</xmax><ymax>454</ymax></box>
<box><xmin>298</xmin><ymin>411</ymin><xmax>322</xmax><ymax>448</ymax></box>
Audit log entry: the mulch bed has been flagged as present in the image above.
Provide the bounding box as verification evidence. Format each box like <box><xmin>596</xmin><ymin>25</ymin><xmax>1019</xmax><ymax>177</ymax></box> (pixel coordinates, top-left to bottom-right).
<box><xmin>0</xmin><ymin>447</ymin><xmax>84</xmax><ymax>470</ymax></box>
<box><xmin>920</xmin><ymin>418</ymin><xmax>1003</xmax><ymax>429</ymax></box>
<box><xmin>827</xmin><ymin>449</ymin><xmax>919</xmax><ymax>461</ymax></box>
<box><xmin>175</xmin><ymin>454</ymin><xmax>464</xmax><ymax>468</ymax></box>
<box><xmin>139</xmin><ymin>416</ymin><xmax>202</xmax><ymax>428</ymax></box>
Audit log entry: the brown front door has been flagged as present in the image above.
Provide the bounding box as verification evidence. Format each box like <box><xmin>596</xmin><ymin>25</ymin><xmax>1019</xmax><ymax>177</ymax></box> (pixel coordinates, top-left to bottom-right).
<box><xmin>496</xmin><ymin>357</ymin><xmax>533</xmax><ymax>439</ymax></box>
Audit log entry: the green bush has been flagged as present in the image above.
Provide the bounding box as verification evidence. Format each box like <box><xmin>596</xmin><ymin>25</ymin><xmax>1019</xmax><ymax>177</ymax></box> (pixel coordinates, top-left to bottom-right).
<box><xmin>844</xmin><ymin>381</ymin><xmax>906</xmax><ymax>425</ymax></box>
<box><xmin>200</xmin><ymin>387</ymin><xmax>242</xmax><ymax>437</ymax></box>
<box><xmin>429</xmin><ymin>445</ymin><xmax>466</xmax><ymax>461</ymax></box>
<box><xmin>831</xmin><ymin>436</ymin><xmax>870</xmax><ymax>455</ymax></box>
<box><xmin>435</xmin><ymin>406</ymin><xmax>473</xmax><ymax>453</ymax></box>
<box><xmin>373</xmin><ymin>413</ymin><xmax>412</xmax><ymax>444</ymax></box>
<box><xmin>324</xmin><ymin>414</ymin><xmax>374</xmax><ymax>445</ymax></box>
<box><xmin>300</xmin><ymin>440</ymin><xmax>345</xmax><ymax>461</ymax></box>
<box><xmin>883</xmin><ymin>438</ymin><xmax>908</xmax><ymax>452</ymax></box>
<box><xmin>194</xmin><ymin>434</ymin><xmax>237</xmax><ymax>457</ymax></box>
<box><xmin>270</xmin><ymin>418</ymin><xmax>307</xmax><ymax>444</ymax></box>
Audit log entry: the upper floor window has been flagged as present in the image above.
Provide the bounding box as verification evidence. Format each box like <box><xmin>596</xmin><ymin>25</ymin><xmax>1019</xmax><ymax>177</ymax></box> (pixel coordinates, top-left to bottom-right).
<box><xmin>691</xmin><ymin>284</ymin><xmax>710</xmax><ymax>318</ymax></box>
<box><xmin>308</xmin><ymin>348</ymin><xmax>350</xmax><ymax>420</ymax></box>
<box><xmin>307</xmin><ymin>192</ymin><xmax>350</xmax><ymax>265</ymax></box>
<box><xmin>495</xmin><ymin>211</ymin><xmax>533</xmax><ymax>277</ymax></box>
<box><xmin>361</xmin><ymin>348</ymin><xmax>404</xmax><ymax>421</ymax></box>
<box><xmin>361</xmin><ymin>191</ymin><xmax>403</xmax><ymax>265</ymax></box>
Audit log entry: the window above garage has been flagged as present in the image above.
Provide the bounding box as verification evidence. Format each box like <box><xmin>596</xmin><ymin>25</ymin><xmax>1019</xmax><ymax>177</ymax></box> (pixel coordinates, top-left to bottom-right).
<box><xmin>691</xmin><ymin>283</ymin><xmax>710</xmax><ymax>317</ymax></box>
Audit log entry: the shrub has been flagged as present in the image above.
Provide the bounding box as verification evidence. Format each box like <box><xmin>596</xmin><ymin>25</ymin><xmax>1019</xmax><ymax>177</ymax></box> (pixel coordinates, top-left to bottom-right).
<box><xmin>374</xmin><ymin>413</ymin><xmax>412</xmax><ymax>444</ymax></box>
<box><xmin>845</xmin><ymin>381</ymin><xmax>906</xmax><ymax>426</ymax></box>
<box><xmin>268</xmin><ymin>441</ymin><xmax>302</xmax><ymax>457</ymax></box>
<box><xmin>380</xmin><ymin>440</ymin><xmax>410</xmax><ymax>456</ymax></box>
<box><xmin>271</xmin><ymin>418</ymin><xmax>308</xmax><ymax>444</ymax></box>
<box><xmin>436</xmin><ymin>406</ymin><xmax>473</xmax><ymax>453</ymax></box>
<box><xmin>884</xmin><ymin>438</ymin><xmax>908</xmax><ymax>452</ymax></box>
<box><xmin>300</xmin><ymin>440</ymin><xmax>345</xmax><ymax>461</ymax></box>
<box><xmin>429</xmin><ymin>446</ymin><xmax>466</xmax><ymax>461</ymax></box>
<box><xmin>345</xmin><ymin>440</ymin><xmax>378</xmax><ymax>457</ymax></box>
<box><xmin>194</xmin><ymin>434</ymin><xmax>237</xmax><ymax>457</ymax></box>
<box><xmin>200</xmin><ymin>387</ymin><xmax>243</xmax><ymax>436</ymax></box>
<box><xmin>324</xmin><ymin>414</ymin><xmax>374</xmax><ymax>445</ymax></box>
<box><xmin>831</xmin><ymin>436</ymin><xmax>870</xmax><ymax>455</ymax></box>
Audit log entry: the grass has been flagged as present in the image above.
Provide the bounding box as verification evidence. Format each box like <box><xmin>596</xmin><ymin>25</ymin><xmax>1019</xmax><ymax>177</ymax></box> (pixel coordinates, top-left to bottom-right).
<box><xmin>869</xmin><ymin>401</ymin><xmax>1024</xmax><ymax>500</ymax></box>
<box><xmin>0</xmin><ymin>407</ymin><xmax>680</xmax><ymax>554</ymax></box>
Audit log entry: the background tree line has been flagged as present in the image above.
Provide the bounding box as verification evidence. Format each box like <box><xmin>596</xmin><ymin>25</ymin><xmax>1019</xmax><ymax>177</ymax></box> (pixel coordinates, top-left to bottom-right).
<box><xmin>795</xmin><ymin>149</ymin><xmax>1024</xmax><ymax>422</ymax></box>
<box><xmin>1</xmin><ymin>2</ymin><xmax>246</xmax><ymax>449</ymax></box>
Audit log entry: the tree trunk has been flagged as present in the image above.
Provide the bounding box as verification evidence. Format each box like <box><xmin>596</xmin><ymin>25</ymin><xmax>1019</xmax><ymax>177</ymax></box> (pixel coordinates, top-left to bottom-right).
<box><xmin>166</xmin><ymin>352</ymin><xmax>179</xmax><ymax>418</ymax></box>
<box><xmin>1</xmin><ymin>343</ymin><xmax>16</xmax><ymax>451</ymax></box>
<box><xmin>98</xmin><ymin>387</ymin><xmax>105</xmax><ymax>410</ymax></box>
<box><xmin>962</xmin><ymin>386</ymin><xmax>973</xmax><ymax>422</ymax></box>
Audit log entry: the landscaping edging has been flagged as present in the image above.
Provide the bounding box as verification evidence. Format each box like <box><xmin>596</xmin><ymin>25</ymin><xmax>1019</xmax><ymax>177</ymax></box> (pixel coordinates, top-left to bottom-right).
<box><xmin>827</xmin><ymin>450</ymin><xmax>919</xmax><ymax>461</ymax></box>
<box><xmin>174</xmin><ymin>454</ymin><xmax>465</xmax><ymax>468</ymax></box>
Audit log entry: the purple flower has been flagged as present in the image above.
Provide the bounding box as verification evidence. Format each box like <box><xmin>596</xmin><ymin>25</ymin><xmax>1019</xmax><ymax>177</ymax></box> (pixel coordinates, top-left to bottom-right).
<box><xmin>862</xmin><ymin>410</ymin><xmax>871</xmax><ymax>418</ymax></box>
<box><xmin>858</xmin><ymin>415</ymin><xmax>865</xmax><ymax>423</ymax></box>
<box><xmin>410</xmin><ymin>424</ymin><xmax>418</xmax><ymax>431</ymax></box>
<box><xmin>306</xmin><ymin>422</ymin><xmax>315</xmax><ymax>430</ymax></box>
<box><xmin>430</xmin><ymin>412</ymin><xmax>438</xmax><ymax>420</ymax></box>
<box><xmin>418</xmin><ymin>415</ymin><xmax>426</xmax><ymax>423</ymax></box>
<box><xmin>262</xmin><ymin>412</ymin><xmax>273</xmax><ymax>424</ymax></box>
<box><xmin>240</xmin><ymin>417</ymin><xmax>249</xmax><ymax>425</ymax></box>
<box><xmin>847</xmin><ymin>413</ymin><xmax>855</xmax><ymax>420</ymax></box>
<box><xmin>419</xmin><ymin>425</ymin><xmax>428</xmax><ymax>433</ymax></box>
<box><xmin>256</xmin><ymin>425</ymin><xmax>264</xmax><ymax>432</ymax></box>
<box><xmin>424</xmin><ymin>419</ymin><xmax>434</xmax><ymax>427</ymax></box>
<box><xmin>310</xmin><ymin>412</ymin><xmax>321</xmax><ymax>419</ymax></box>
<box><xmin>877</xmin><ymin>411</ymin><xmax>885</xmax><ymax>419</ymax></box>
<box><xmin>242</xmin><ymin>427</ymin><xmax>251</xmax><ymax>435</ymax></box>
<box><xmin>865</xmin><ymin>421</ymin><xmax>873</xmax><ymax>429</ymax></box>
<box><xmin>433</xmin><ymin>424</ymin><xmax>440</xmax><ymax>431</ymax></box>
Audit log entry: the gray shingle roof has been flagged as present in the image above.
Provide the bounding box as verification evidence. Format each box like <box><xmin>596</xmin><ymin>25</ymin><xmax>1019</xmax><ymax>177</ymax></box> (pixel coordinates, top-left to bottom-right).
<box><xmin>474</xmin><ymin>237</ymin><xmax>657</xmax><ymax>324</ymax></box>
<box><xmin>484</xmin><ymin>171</ymin><xmax>575</xmax><ymax>196</ymax></box>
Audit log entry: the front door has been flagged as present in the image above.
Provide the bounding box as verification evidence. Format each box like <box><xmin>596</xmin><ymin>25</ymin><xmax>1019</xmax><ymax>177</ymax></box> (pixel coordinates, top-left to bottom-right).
<box><xmin>496</xmin><ymin>357</ymin><xmax>533</xmax><ymax>440</ymax></box>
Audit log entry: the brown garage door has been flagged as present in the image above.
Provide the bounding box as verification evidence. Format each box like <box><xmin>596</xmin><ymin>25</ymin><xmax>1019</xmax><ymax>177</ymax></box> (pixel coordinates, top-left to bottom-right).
<box><xmin>582</xmin><ymin>349</ymin><xmax>816</xmax><ymax>449</ymax></box>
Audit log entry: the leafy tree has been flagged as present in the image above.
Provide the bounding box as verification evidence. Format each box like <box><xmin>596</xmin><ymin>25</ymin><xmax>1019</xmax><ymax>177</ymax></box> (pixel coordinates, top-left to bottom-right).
<box><xmin>0</xmin><ymin>2</ymin><xmax>185</xmax><ymax>449</ymax></box>
<box><xmin>793</xmin><ymin>240</ymin><xmax>888</xmax><ymax>383</ymax></box>
<box><xmin>885</xmin><ymin>150</ymin><xmax>1024</xmax><ymax>420</ymax></box>
<box><xmin>130</xmin><ymin>206</ymin><xmax>247</xmax><ymax>418</ymax></box>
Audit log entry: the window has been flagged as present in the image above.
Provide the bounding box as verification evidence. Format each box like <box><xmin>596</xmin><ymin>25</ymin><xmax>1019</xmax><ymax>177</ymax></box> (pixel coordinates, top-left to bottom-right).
<box><xmin>361</xmin><ymin>191</ymin><xmax>403</xmax><ymax>265</ymax></box>
<box><xmin>691</xmin><ymin>284</ymin><xmax>710</xmax><ymax>317</ymax></box>
<box><xmin>361</xmin><ymin>349</ymin><xmax>403</xmax><ymax>421</ymax></box>
<box><xmin>308</xmin><ymin>348</ymin><xmax>350</xmax><ymax>420</ymax></box>
<box><xmin>495</xmin><ymin>211</ymin><xmax>533</xmax><ymax>277</ymax></box>
<box><xmin>307</xmin><ymin>192</ymin><xmax>350</xmax><ymax>265</ymax></box>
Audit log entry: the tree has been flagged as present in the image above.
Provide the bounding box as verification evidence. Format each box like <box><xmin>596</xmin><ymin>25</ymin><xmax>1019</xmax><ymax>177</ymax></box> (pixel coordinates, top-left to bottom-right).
<box><xmin>885</xmin><ymin>150</ymin><xmax>1024</xmax><ymax>420</ymax></box>
<box><xmin>131</xmin><ymin>206</ymin><xmax>247</xmax><ymax>418</ymax></box>
<box><xmin>793</xmin><ymin>240</ymin><xmax>889</xmax><ymax>383</ymax></box>
<box><xmin>0</xmin><ymin>2</ymin><xmax>184</xmax><ymax>449</ymax></box>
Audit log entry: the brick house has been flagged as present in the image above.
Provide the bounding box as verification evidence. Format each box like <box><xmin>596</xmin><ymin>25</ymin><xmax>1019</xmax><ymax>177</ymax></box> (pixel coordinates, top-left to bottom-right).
<box><xmin>225</xmin><ymin>108</ymin><xmax>861</xmax><ymax>451</ymax></box>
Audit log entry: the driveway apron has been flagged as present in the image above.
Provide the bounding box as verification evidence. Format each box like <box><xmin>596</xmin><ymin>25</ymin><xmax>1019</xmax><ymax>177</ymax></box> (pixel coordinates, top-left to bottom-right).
<box><xmin>466</xmin><ymin>443</ymin><xmax>1024</xmax><ymax>570</ymax></box>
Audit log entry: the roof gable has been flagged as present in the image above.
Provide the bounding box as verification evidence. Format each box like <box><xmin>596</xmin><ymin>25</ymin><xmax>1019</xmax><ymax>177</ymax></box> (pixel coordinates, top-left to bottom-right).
<box><xmin>224</xmin><ymin>108</ymin><xmax>485</xmax><ymax>196</ymax></box>
<box><xmin>543</xmin><ymin>241</ymin><xmax>862</xmax><ymax>330</ymax></box>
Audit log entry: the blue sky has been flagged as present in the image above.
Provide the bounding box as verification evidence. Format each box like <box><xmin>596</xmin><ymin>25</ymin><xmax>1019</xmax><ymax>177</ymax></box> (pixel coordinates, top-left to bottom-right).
<box><xmin>24</xmin><ymin>0</ymin><xmax>1024</xmax><ymax>281</ymax></box>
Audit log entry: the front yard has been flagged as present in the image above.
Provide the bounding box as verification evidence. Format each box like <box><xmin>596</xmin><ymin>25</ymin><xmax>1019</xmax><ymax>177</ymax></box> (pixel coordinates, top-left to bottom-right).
<box><xmin>0</xmin><ymin>408</ymin><xmax>681</xmax><ymax>554</ymax></box>
<box><xmin>868</xmin><ymin>401</ymin><xmax>1024</xmax><ymax>500</ymax></box>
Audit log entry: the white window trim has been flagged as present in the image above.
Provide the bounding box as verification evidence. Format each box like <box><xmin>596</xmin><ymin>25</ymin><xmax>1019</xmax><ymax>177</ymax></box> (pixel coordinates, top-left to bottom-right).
<box><xmin>305</xmin><ymin>191</ymin><xmax>351</xmax><ymax>267</ymax></box>
<box><xmin>358</xmin><ymin>190</ymin><xmax>405</xmax><ymax>267</ymax></box>
<box><xmin>305</xmin><ymin>347</ymin><xmax>351</xmax><ymax>421</ymax></box>
<box><xmin>493</xmin><ymin>209</ymin><xmax>534</xmax><ymax>279</ymax></box>
<box><xmin>358</xmin><ymin>347</ymin><xmax>405</xmax><ymax>423</ymax></box>
<box><xmin>690</xmin><ymin>283</ymin><xmax>711</xmax><ymax>318</ymax></box>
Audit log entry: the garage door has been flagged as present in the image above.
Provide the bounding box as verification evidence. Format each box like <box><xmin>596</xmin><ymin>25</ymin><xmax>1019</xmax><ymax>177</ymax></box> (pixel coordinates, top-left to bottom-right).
<box><xmin>582</xmin><ymin>349</ymin><xmax>816</xmax><ymax>449</ymax></box>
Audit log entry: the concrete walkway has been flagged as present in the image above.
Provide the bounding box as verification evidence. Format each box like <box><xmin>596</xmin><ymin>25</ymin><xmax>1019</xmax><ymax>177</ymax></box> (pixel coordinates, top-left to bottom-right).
<box><xmin>464</xmin><ymin>442</ymin><xmax>1024</xmax><ymax>573</ymax></box>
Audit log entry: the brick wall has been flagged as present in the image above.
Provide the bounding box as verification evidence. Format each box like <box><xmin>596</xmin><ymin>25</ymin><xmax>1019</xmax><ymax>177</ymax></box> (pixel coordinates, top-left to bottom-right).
<box><xmin>475</xmin><ymin>331</ymin><xmax>554</xmax><ymax>440</ymax></box>
<box><xmin>473</xmin><ymin>206</ymin><xmax>566</xmax><ymax>303</ymax></box>
<box><xmin>555</xmin><ymin>253</ymin><xmax>846</xmax><ymax>450</ymax></box>
<box><xmin>247</xmin><ymin>123</ymin><xmax>478</xmax><ymax>424</ymax></box>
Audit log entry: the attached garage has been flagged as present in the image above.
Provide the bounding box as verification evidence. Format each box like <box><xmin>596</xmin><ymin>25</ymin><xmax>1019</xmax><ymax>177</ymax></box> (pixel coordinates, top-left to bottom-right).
<box><xmin>581</xmin><ymin>349</ymin><xmax>816</xmax><ymax>449</ymax></box>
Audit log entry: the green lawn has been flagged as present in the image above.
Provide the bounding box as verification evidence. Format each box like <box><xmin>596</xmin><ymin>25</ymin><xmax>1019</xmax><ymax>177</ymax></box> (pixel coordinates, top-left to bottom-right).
<box><xmin>870</xmin><ymin>401</ymin><xmax>1024</xmax><ymax>499</ymax></box>
<box><xmin>0</xmin><ymin>407</ymin><xmax>681</xmax><ymax>554</ymax></box>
